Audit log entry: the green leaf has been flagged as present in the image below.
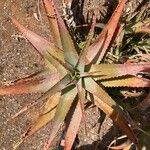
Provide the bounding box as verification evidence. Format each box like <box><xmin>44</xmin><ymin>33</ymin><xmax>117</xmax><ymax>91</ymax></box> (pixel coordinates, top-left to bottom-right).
<box><xmin>101</xmin><ymin>76</ymin><xmax>150</xmax><ymax>87</ymax></box>
<box><xmin>51</xmin><ymin>0</ymin><xmax>79</xmax><ymax>67</ymax></box>
<box><xmin>86</xmin><ymin>31</ymin><xmax>108</xmax><ymax>64</ymax></box>
<box><xmin>84</xmin><ymin>78</ymin><xmax>139</xmax><ymax>146</ymax></box>
<box><xmin>87</xmin><ymin>63</ymin><xmax>150</xmax><ymax>79</ymax></box>
<box><xmin>44</xmin><ymin>85</ymin><xmax>77</xmax><ymax>149</ymax></box>
<box><xmin>84</xmin><ymin>77</ymin><xmax>116</xmax><ymax>106</ymax></box>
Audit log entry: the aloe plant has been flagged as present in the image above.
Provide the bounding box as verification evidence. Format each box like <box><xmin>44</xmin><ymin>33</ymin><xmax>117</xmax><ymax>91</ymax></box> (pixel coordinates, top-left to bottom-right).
<box><xmin>1</xmin><ymin>0</ymin><xmax>150</xmax><ymax>149</ymax></box>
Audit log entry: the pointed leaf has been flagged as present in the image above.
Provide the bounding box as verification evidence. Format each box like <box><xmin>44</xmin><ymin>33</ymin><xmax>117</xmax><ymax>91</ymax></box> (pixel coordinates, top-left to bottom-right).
<box><xmin>12</xmin><ymin>18</ymin><xmax>68</xmax><ymax>75</ymax></box>
<box><xmin>84</xmin><ymin>77</ymin><xmax>116</xmax><ymax>106</ymax></box>
<box><xmin>10</xmin><ymin>74</ymin><xmax>72</xmax><ymax>121</ymax></box>
<box><xmin>44</xmin><ymin>86</ymin><xmax>77</xmax><ymax>150</ymax></box>
<box><xmin>64</xmin><ymin>98</ymin><xmax>82</xmax><ymax>150</ymax></box>
<box><xmin>0</xmin><ymin>72</ymin><xmax>61</xmax><ymax>95</ymax></box>
<box><xmin>86</xmin><ymin>31</ymin><xmax>107</xmax><ymax>64</ymax></box>
<box><xmin>12</xmin><ymin>18</ymin><xmax>63</xmax><ymax>60</ymax></box>
<box><xmin>93</xmin><ymin>95</ymin><xmax>139</xmax><ymax>148</ymax></box>
<box><xmin>47</xmin><ymin>51</ymin><xmax>74</xmax><ymax>74</ymax></box>
<box><xmin>41</xmin><ymin>92</ymin><xmax>61</xmax><ymax>114</ymax></box>
<box><xmin>84</xmin><ymin>78</ymin><xmax>138</xmax><ymax>146</ymax></box>
<box><xmin>51</xmin><ymin>0</ymin><xmax>79</xmax><ymax>67</ymax></box>
<box><xmin>76</xmin><ymin>79</ymin><xmax>87</xmax><ymax>133</ymax></box>
<box><xmin>43</xmin><ymin>0</ymin><xmax>62</xmax><ymax>48</ymax></box>
<box><xmin>101</xmin><ymin>76</ymin><xmax>150</xmax><ymax>87</ymax></box>
<box><xmin>22</xmin><ymin>92</ymin><xmax>60</xmax><ymax>139</ymax></box>
<box><xmin>45</xmin><ymin>56</ymin><xmax>68</xmax><ymax>75</ymax></box>
<box><xmin>86</xmin><ymin>0</ymin><xmax>127</xmax><ymax>64</ymax></box>
<box><xmin>88</xmin><ymin>63</ymin><xmax>150</xmax><ymax>79</ymax></box>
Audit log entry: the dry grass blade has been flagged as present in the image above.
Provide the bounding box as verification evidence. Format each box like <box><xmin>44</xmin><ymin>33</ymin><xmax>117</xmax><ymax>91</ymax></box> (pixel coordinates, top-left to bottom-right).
<box><xmin>107</xmin><ymin>135</ymin><xmax>131</xmax><ymax>150</ymax></box>
<box><xmin>132</xmin><ymin>20</ymin><xmax>150</xmax><ymax>34</ymax></box>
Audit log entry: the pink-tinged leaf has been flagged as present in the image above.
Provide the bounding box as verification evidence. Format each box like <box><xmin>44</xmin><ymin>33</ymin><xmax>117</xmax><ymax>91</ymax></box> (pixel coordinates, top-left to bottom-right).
<box><xmin>44</xmin><ymin>86</ymin><xmax>77</xmax><ymax>150</ymax></box>
<box><xmin>84</xmin><ymin>78</ymin><xmax>139</xmax><ymax>146</ymax></box>
<box><xmin>10</xmin><ymin>75</ymin><xmax>72</xmax><ymax>120</ymax></box>
<box><xmin>101</xmin><ymin>76</ymin><xmax>150</xmax><ymax>87</ymax></box>
<box><xmin>91</xmin><ymin>94</ymin><xmax>139</xmax><ymax>147</ymax></box>
<box><xmin>12</xmin><ymin>18</ymin><xmax>67</xmax><ymax>75</ymax></box>
<box><xmin>1</xmin><ymin>69</ymin><xmax>49</xmax><ymax>86</ymax></box>
<box><xmin>64</xmin><ymin>99</ymin><xmax>82</xmax><ymax>150</ymax></box>
<box><xmin>86</xmin><ymin>31</ymin><xmax>108</xmax><ymax>64</ymax></box>
<box><xmin>43</xmin><ymin>0</ymin><xmax>62</xmax><ymax>48</ymax></box>
<box><xmin>0</xmin><ymin>72</ymin><xmax>61</xmax><ymax>95</ymax></box>
<box><xmin>51</xmin><ymin>0</ymin><xmax>79</xmax><ymax>67</ymax></box>
<box><xmin>86</xmin><ymin>0</ymin><xmax>127</xmax><ymax>64</ymax></box>
<box><xmin>88</xmin><ymin>63</ymin><xmax>150</xmax><ymax>79</ymax></box>
<box><xmin>12</xmin><ymin>18</ymin><xmax>63</xmax><ymax>60</ymax></box>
